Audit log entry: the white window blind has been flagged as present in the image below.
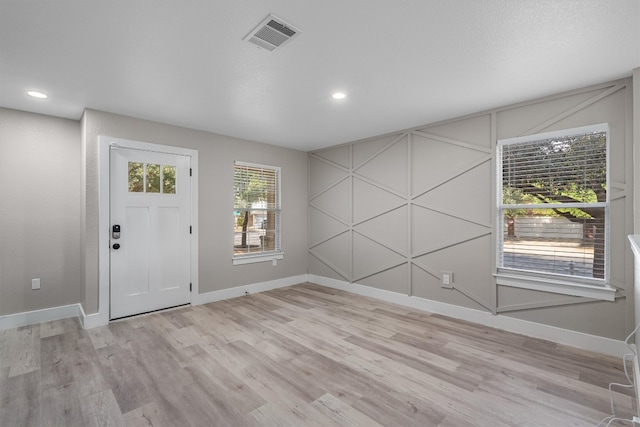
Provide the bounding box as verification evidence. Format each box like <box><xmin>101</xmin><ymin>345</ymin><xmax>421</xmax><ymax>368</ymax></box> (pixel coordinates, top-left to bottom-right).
<box><xmin>233</xmin><ymin>162</ymin><xmax>281</xmax><ymax>258</ymax></box>
<box><xmin>497</xmin><ymin>124</ymin><xmax>609</xmax><ymax>285</ymax></box>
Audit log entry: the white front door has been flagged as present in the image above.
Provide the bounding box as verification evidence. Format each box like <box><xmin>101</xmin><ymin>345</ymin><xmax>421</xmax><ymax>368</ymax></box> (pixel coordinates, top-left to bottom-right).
<box><xmin>110</xmin><ymin>147</ymin><xmax>192</xmax><ymax>319</ymax></box>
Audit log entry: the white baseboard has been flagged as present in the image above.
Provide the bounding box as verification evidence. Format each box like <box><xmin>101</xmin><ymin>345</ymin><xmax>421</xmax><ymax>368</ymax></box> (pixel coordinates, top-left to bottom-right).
<box><xmin>192</xmin><ymin>274</ymin><xmax>309</xmax><ymax>306</ymax></box>
<box><xmin>0</xmin><ymin>304</ymin><xmax>81</xmax><ymax>330</ymax></box>
<box><xmin>310</xmin><ymin>274</ymin><xmax>630</xmax><ymax>358</ymax></box>
<box><xmin>2</xmin><ymin>274</ymin><xmax>629</xmax><ymax>359</ymax></box>
<box><xmin>77</xmin><ymin>303</ymin><xmax>109</xmax><ymax>329</ymax></box>
<box><xmin>0</xmin><ymin>275</ymin><xmax>309</xmax><ymax>330</ymax></box>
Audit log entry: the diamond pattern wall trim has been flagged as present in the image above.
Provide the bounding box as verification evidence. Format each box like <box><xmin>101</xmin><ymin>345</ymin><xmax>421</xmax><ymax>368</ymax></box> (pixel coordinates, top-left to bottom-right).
<box><xmin>309</xmin><ymin>80</ymin><xmax>631</xmax><ymax>334</ymax></box>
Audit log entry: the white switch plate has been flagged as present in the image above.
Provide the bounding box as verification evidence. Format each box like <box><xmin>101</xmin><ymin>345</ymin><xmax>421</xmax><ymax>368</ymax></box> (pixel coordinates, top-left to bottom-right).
<box><xmin>32</xmin><ymin>278</ymin><xmax>41</xmax><ymax>290</ymax></box>
<box><xmin>441</xmin><ymin>271</ymin><xmax>453</xmax><ymax>289</ymax></box>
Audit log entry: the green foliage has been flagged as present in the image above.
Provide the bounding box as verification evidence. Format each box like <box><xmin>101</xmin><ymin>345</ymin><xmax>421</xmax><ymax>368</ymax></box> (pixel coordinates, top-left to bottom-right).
<box><xmin>127</xmin><ymin>162</ymin><xmax>176</xmax><ymax>194</ymax></box>
<box><xmin>502</xmin><ymin>130</ymin><xmax>606</xmax><ymax>221</ymax></box>
<box><xmin>163</xmin><ymin>165</ymin><xmax>176</xmax><ymax>194</ymax></box>
<box><xmin>128</xmin><ymin>162</ymin><xmax>144</xmax><ymax>192</ymax></box>
<box><xmin>234</xmin><ymin>168</ymin><xmax>272</xmax><ymax>207</ymax></box>
<box><xmin>234</xmin><ymin>166</ymin><xmax>277</xmax><ymax>248</ymax></box>
<box><xmin>147</xmin><ymin>164</ymin><xmax>161</xmax><ymax>193</ymax></box>
<box><xmin>501</xmin><ymin>129</ymin><xmax>607</xmax><ymax>279</ymax></box>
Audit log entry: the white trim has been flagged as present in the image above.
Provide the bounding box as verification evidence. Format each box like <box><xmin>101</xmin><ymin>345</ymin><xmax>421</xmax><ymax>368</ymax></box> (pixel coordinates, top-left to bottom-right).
<box><xmin>309</xmin><ymin>274</ymin><xmax>629</xmax><ymax>358</ymax></box>
<box><xmin>0</xmin><ymin>304</ymin><xmax>81</xmax><ymax>330</ymax></box>
<box><xmin>498</xmin><ymin>123</ymin><xmax>609</xmax><ymax>146</ymax></box>
<box><xmin>1</xmin><ymin>275</ymin><xmax>307</xmax><ymax>330</ymax></box>
<box><xmin>96</xmin><ymin>136</ymin><xmax>199</xmax><ymax>328</ymax></box>
<box><xmin>628</xmin><ymin>235</ymin><xmax>640</xmax><ymax>258</ymax></box>
<box><xmin>633</xmin><ymin>352</ymin><xmax>640</xmax><ymax>421</ymax></box>
<box><xmin>232</xmin><ymin>252</ymin><xmax>284</xmax><ymax>266</ymax></box>
<box><xmin>96</xmin><ymin>137</ymin><xmax>111</xmax><ymax>327</ymax></box>
<box><xmin>503</xmin><ymin>202</ymin><xmax>607</xmax><ymax>210</ymax></box>
<box><xmin>2</xmin><ymin>275</ymin><xmax>627</xmax><ymax>358</ymax></box>
<box><xmin>78</xmin><ymin>304</ymin><xmax>105</xmax><ymax>329</ymax></box>
<box><xmin>234</xmin><ymin>160</ymin><xmax>281</xmax><ymax>172</ymax></box>
<box><xmin>233</xmin><ymin>161</ymin><xmax>282</xmax><ymax>257</ymax></box>
<box><xmin>193</xmin><ymin>274</ymin><xmax>308</xmax><ymax>305</ymax></box>
<box><xmin>495</xmin><ymin>272</ymin><xmax>616</xmax><ymax>301</ymax></box>
<box><xmin>496</xmin><ymin>123</ymin><xmax>611</xmax><ymax>288</ymax></box>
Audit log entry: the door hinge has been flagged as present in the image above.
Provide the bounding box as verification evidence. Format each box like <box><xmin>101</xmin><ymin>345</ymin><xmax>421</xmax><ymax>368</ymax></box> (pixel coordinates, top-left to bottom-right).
<box><xmin>190</xmin><ymin>283</ymin><xmax>192</xmax><ymax>292</ymax></box>
<box><xmin>190</xmin><ymin>226</ymin><xmax>192</xmax><ymax>234</ymax></box>
<box><xmin>190</xmin><ymin>168</ymin><xmax>192</xmax><ymax>176</ymax></box>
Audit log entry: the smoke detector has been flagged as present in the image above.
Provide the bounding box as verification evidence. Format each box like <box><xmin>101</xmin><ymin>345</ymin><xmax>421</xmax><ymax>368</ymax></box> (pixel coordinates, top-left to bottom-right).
<box><xmin>244</xmin><ymin>14</ymin><xmax>301</xmax><ymax>52</ymax></box>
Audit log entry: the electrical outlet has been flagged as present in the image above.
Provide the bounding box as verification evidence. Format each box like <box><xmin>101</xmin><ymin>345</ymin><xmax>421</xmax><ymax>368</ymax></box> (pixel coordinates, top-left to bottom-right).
<box><xmin>272</xmin><ymin>258</ymin><xmax>278</xmax><ymax>267</ymax></box>
<box><xmin>32</xmin><ymin>278</ymin><xmax>41</xmax><ymax>290</ymax></box>
<box><xmin>441</xmin><ymin>271</ymin><xmax>453</xmax><ymax>289</ymax></box>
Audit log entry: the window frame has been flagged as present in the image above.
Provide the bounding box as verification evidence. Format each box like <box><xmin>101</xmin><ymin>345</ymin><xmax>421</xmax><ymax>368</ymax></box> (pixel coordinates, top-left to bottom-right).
<box><xmin>495</xmin><ymin>123</ymin><xmax>615</xmax><ymax>301</ymax></box>
<box><xmin>232</xmin><ymin>161</ymin><xmax>283</xmax><ymax>265</ymax></box>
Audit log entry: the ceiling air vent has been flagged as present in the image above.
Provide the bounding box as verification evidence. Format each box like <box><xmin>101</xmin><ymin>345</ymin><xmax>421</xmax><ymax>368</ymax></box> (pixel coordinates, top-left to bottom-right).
<box><xmin>244</xmin><ymin>14</ymin><xmax>301</xmax><ymax>52</ymax></box>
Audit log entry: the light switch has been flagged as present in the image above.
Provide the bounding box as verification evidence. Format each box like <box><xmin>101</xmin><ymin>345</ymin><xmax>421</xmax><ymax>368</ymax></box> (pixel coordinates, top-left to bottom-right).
<box><xmin>441</xmin><ymin>271</ymin><xmax>453</xmax><ymax>289</ymax></box>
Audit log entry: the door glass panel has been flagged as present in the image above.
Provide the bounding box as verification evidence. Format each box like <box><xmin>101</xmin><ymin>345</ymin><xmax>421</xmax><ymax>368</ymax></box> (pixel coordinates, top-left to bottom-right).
<box><xmin>163</xmin><ymin>165</ymin><xmax>176</xmax><ymax>194</ymax></box>
<box><xmin>129</xmin><ymin>162</ymin><xmax>177</xmax><ymax>194</ymax></box>
<box><xmin>146</xmin><ymin>164</ymin><xmax>161</xmax><ymax>193</ymax></box>
<box><xmin>128</xmin><ymin>162</ymin><xmax>144</xmax><ymax>192</ymax></box>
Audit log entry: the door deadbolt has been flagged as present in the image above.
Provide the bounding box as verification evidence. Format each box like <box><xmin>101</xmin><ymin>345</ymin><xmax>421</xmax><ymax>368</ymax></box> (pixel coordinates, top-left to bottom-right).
<box><xmin>112</xmin><ymin>225</ymin><xmax>121</xmax><ymax>239</ymax></box>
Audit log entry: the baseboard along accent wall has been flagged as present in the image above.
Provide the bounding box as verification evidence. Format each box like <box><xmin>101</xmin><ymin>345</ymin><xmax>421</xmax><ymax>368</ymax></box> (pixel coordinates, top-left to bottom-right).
<box><xmin>308</xmin><ymin>78</ymin><xmax>633</xmax><ymax>343</ymax></box>
<box><xmin>310</xmin><ymin>274</ymin><xmax>630</xmax><ymax>358</ymax></box>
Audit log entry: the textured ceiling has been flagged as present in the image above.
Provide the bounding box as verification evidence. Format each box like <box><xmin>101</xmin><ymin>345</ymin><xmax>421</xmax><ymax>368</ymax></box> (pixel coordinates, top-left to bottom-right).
<box><xmin>1</xmin><ymin>0</ymin><xmax>639</xmax><ymax>151</ymax></box>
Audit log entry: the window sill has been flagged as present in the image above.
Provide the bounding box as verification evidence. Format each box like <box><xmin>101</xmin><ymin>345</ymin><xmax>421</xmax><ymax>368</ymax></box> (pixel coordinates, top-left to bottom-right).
<box><xmin>495</xmin><ymin>272</ymin><xmax>616</xmax><ymax>301</ymax></box>
<box><xmin>232</xmin><ymin>252</ymin><xmax>284</xmax><ymax>266</ymax></box>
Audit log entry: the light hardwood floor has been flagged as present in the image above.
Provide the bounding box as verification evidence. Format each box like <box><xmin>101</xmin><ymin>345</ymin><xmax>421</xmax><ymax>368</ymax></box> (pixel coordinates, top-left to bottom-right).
<box><xmin>0</xmin><ymin>283</ymin><xmax>635</xmax><ymax>426</ymax></box>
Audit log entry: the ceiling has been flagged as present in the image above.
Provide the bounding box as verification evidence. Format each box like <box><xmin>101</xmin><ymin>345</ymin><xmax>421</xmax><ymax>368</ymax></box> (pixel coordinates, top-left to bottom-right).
<box><xmin>1</xmin><ymin>1</ymin><xmax>639</xmax><ymax>152</ymax></box>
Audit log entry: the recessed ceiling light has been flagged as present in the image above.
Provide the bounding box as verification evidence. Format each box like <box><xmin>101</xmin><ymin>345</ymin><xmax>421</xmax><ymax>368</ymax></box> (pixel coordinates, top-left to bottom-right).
<box><xmin>331</xmin><ymin>92</ymin><xmax>346</xmax><ymax>100</ymax></box>
<box><xmin>27</xmin><ymin>90</ymin><xmax>48</xmax><ymax>99</ymax></box>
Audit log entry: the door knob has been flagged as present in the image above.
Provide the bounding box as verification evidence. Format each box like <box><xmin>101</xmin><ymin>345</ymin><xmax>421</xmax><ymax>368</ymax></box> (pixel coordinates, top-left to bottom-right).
<box><xmin>112</xmin><ymin>243</ymin><xmax>121</xmax><ymax>250</ymax></box>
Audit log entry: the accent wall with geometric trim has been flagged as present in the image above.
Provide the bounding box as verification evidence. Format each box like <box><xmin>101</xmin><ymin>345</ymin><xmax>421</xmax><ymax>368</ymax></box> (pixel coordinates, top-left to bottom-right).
<box><xmin>309</xmin><ymin>78</ymin><xmax>633</xmax><ymax>341</ymax></box>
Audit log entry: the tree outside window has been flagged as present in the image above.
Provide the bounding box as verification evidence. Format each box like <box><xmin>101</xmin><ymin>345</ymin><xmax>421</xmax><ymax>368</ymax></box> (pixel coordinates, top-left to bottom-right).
<box><xmin>497</xmin><ymin>124</ymin><xmax>608</xmax><ymax>283</ymax></box>
<box><xmin>233</xmin><ymin>162</ymin><xmax>280</xmax><ymax>257</ymax></box>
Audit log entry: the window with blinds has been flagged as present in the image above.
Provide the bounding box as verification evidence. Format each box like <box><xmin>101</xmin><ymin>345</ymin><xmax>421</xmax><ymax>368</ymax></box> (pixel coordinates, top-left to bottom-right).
<box><xmin>497</xmin><ymin>124</ymin><xmax>609</xmax><ymax>285</ymax></box>
<box><xmin>233</xmin><ymin>162</ymin><xmax>281</xmax><ymax>258</ymax></box>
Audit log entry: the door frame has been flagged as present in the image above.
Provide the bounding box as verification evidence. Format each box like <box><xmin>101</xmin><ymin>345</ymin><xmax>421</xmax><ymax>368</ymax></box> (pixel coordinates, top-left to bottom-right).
<box><xmin>95</xmin><ymin>136</ymin><xmax>199</xmax><ymax>327</ymax></box>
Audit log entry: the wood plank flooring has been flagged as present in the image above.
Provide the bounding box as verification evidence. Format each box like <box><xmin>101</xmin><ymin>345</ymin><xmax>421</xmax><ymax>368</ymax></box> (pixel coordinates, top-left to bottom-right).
<box><xmin>0</xmin><ymin>283</ymin><xmax>635</xmax><ymax>426</ymax></box>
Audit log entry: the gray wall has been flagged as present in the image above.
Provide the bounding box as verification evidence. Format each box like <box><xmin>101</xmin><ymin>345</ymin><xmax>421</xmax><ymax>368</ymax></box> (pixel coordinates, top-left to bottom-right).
<box><xmin>1</xmin><ymin>76</ymin><xmax>634</xmax><ymax>344</ymax></box>
<box><xmin>0</xmin><ymin>108</ymin><xmax>81</xmax><ymax>315</ymax></box>
<box><xmin>309</xmin><ymin>78</ymin><xmax>634</xmax><ymax>340</ymax></box>
<box><xmin>81</xmin><ymin>109</ymin><xmax>308</xmax><ymax>314</ymax></box>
